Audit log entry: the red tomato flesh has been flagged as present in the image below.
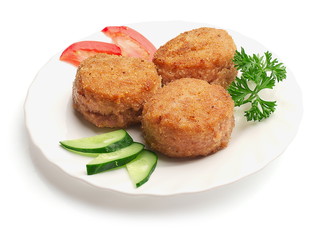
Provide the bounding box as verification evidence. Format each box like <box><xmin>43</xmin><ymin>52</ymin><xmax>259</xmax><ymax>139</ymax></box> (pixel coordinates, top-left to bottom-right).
<box><xmin>101</xmin><ymin>26</ymin><xmax>156</xmax><ymax>61</ymax></box>
<box><xmin>59</xmin><ymin>41</ymin><xmax>121</xmax><ymax>66</ymax></box>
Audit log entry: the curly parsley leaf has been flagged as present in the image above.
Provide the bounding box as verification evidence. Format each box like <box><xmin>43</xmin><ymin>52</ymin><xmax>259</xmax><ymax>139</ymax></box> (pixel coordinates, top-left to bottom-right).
<box><xmin>228</xmin><ymin>48</ymin><xmax>287</xmax><ymax>121</ymax></box>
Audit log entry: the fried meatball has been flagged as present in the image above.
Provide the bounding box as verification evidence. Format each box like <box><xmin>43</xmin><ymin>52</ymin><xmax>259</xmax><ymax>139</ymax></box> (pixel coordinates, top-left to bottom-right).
<box><xmin>73</xmin><ymin>53</ymin><xmax>161</xmax><ymax>128</ymax></box>
<box><xmin>141</xmin><ymin>78</ymin><xmax>235</xmax><ymax>158</ymax></box>
<box><xmin>153</xmin><ymin>27</ymin><xmax>237</xmax><ymax>88</ymax></box>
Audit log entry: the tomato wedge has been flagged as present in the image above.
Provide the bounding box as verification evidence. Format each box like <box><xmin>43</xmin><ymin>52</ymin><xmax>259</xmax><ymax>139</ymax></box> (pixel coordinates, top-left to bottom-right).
<box><xmin>101</xmin><ymin>26</ymin><xmax>156</xmax><ymax>61</ymax></box>
<box><xmin>59</xmin><ymin>41</ymin><xmax>121</xmax><ymax>66</ymax></box>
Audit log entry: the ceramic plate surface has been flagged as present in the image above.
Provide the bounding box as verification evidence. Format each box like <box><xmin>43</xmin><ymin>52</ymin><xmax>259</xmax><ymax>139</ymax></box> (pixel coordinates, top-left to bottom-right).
<box><xmin>25</xmin><ymin>21</ymin><xmax>302</xmax><ymax>196</ymax></box>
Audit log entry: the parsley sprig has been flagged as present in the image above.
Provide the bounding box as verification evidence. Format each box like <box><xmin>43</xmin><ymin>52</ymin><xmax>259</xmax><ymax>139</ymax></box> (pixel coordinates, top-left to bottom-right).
<box><xmin>228</xmin><ymin>48</ymin><xmax>287</xmax><ymax>121</ymax></box>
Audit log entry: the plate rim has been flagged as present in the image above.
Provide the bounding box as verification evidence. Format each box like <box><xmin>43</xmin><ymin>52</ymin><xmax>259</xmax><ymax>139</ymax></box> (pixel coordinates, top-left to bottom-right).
<box><xmin>24</xmin><ymin>20</ymin><xmax>303</xmax><ymax>197</ymax></box>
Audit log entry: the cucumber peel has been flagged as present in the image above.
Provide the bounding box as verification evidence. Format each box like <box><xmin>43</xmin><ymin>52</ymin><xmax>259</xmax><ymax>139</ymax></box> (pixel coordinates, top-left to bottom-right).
<box><xmin>60</xmin><ymin>145</ymin><xmax>100</xmax><ymax>157</ymax></box>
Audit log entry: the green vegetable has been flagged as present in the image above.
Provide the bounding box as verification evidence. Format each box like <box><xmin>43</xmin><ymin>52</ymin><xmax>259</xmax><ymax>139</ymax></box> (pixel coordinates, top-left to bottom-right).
<box><xmin>228</xmin><ymin>47</ymin><xmax>287</xmax><ymax>121</ymax></box>
<box><xmin>59</xmin><ymin>129</ymin><xmax>133</xmax><ymax>153</ymax></box>
<box><xmin>60</xmin><ymin>129</ymin><xmax>158</xmax><ymax>187</ymax></box>
<box><xmin>126</xmin><ymin>150</ymin><xmax>158</xmax><ymax>188</ymax></box>
<box><xmin>60</xmin><ymin>145</ymin><xmax>100</xmax><ymax>157</ymax></box>
<box><xmin>86</xmin><ymin>142</ymin><xmax>144</xmax><ymax>175</ymax></box>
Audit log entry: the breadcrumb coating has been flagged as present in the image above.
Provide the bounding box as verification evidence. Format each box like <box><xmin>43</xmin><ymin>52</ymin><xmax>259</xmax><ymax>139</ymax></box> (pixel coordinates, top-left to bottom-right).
<box><xmin>73</xmin><ymin>53</ymin><xmax>161</xmax><ymax>128</ymax></box>
<box><xmin>142</xmin><ymin>78</ymin><xmax>235</xmax><ymax>158</ymax></box>
<box><xmin>153</xmin><ymin>27</ymin><xmax>237</xmax><ymax>88</ymax></box>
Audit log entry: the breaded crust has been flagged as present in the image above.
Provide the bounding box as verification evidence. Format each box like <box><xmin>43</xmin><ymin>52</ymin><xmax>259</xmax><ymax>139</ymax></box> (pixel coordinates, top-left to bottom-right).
<box><xmin>142</xmin><ymin>78</ymin><xmax>235</xmax><ymax>158</ymax></box>
<box><xmin>73</xmin><ymin>53</ymin><xmax>161</xmax><ymax>128</ymax></box>
<box><xmin>153</xmin><ymin>27</ymin><xmax>237</xmax><ymax>88</ymax></box>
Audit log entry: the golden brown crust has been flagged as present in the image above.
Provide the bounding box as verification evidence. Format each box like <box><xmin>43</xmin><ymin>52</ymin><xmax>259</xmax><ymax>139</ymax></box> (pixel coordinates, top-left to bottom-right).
<box><xmin>141</xmin><ymin>78</ymin><xmax>235</xmax><ymax>158</ymax></box>
<box><xmin>73</xmin><ymin>53</ymin><xmax>161</xmax><ymax>128</ymax></box>
<box><xmin>153</xmin><ymin>27</ymin><xmax>237</xmax><ymax>88</ymax></box>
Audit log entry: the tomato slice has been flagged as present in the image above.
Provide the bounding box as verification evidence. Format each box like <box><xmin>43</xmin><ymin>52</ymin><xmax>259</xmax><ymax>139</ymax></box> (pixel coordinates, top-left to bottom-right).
<box><xmin>101</xmin><ymin>26</ymin><xmax>156</xmax><ymax>61</ymax></box>
<box><xmin>59</xmin><ymin>41</ymin><xmax>121</xmax><ymax>66</ymax></box>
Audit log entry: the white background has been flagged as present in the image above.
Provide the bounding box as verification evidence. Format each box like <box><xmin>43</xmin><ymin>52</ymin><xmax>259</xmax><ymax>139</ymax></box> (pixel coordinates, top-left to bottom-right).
<box><xmin>1</xmin><ymin>0</ymin><xmax>319</xmax><ymax>239</ymax></box>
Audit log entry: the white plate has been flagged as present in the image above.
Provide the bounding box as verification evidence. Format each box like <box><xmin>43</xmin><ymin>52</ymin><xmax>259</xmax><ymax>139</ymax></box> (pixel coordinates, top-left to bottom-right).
<box><xmin>25</xmin><ymin>21</ymin><xmax>303</xmax><ymax>196</ymax></box>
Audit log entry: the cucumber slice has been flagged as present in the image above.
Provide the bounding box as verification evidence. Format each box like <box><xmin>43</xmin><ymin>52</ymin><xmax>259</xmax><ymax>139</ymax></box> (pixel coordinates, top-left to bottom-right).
<box><xmin>60</xmin><ymin>129</ymin><xmax>133</xmax><ymax>153</ymax></box>
<box><xmin>60</xmin><ymin>145</ymin><xmax>100</xmax><ymax>157</ymax></box>
<box><xmin>126</xmin><ymin>150</ymin><xmax>158</xmax><ymax>187</ymax></box>
<box><xmin>86</xmin><ymin>143</ymin><xmax>144</xmax><ymax>175</ymax></box>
